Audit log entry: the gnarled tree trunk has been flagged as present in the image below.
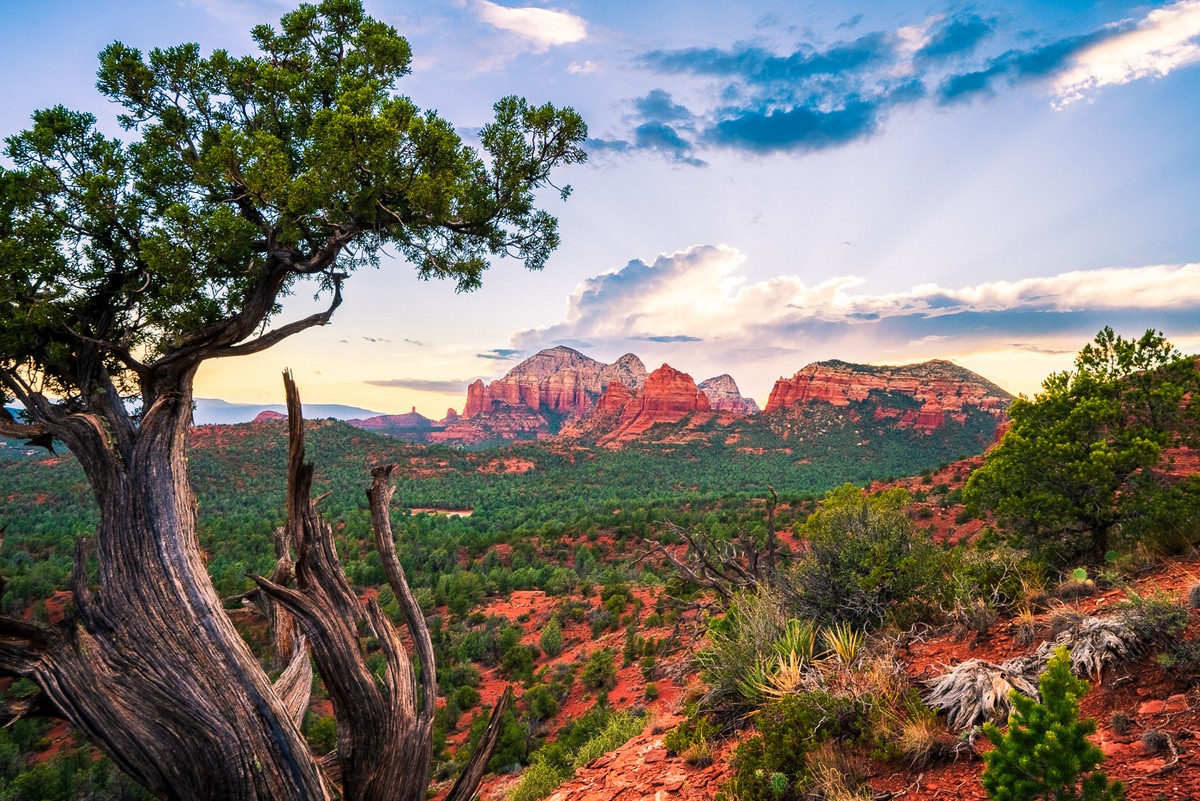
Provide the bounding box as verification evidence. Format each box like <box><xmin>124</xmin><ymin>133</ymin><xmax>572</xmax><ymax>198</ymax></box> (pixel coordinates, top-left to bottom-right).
<box><xmin>0</xmin><ymin>372</ymin><xmax>510</xmax><ymax>800</ymax></box>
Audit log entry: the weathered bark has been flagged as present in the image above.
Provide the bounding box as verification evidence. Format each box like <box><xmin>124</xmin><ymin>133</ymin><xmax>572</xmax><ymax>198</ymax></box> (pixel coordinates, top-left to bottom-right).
<box><xmin>251</xmin><ymin>371</ymin><xmax>511</xmax><ymax>801</ymax></box>
<box><xmin>0</xmin><ymin>371</ymin><xmax>511</xmax><ymax>800</ymax></box>
<box><xmin>0</xmin><ymin>379</ymin><xmax>331</xmax><ymax>801</ymax></box>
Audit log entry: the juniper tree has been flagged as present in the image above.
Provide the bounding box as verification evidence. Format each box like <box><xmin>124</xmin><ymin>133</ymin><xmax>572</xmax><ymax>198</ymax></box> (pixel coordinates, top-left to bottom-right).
<box><xmin>0</xmin><ymin>2</ymin><xmax>586</xmax><ymax>799</ymax></box>
<box><xmin>965</xmin><ymin>327</ymin><xmax>1199</xmax><ymax>564</ymax></box>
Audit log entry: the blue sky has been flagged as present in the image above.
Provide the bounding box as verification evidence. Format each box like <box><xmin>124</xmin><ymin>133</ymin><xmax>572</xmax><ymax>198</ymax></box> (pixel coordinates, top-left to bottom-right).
<box><xmin>3</xmin><ymin>0</ymin><xmax>1200</xmax><ymax>414</ymax></box>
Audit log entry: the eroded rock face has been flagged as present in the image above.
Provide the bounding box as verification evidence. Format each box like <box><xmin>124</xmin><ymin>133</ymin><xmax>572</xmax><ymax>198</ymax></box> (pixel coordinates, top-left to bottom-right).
<box><xmin>764</xmin><ymin>359</ymin><xmax>1010</xmax><ymax>430</ymax></box>
<box><xmin>252</xmin><ymin>410</ymin><xmax>286</xmax><ymax>423</ymax></box>
<box><xmin>462</xmin><ymin>346</ymin><xmax>647</xmax><ymax>419</ymax></box>
<box><xmin>428</xmin><ymin>406</ymin><xmax>553</xmax><ymax>445</ymax></box>
<box><xmin>698</xmin><ymin>374</ymin><xmax>759</xmax><ymax>415</ymax></box>
<box><xmin>598</xmin><ymin>364</ymin><xmax>712</xmax><ymax>444</ymax></box>
<box><xmin>347</xmin><ymin>407</ymin><xmax>433</xmax><ymax>430</ymax></box>
<box><xmin>439</xmin><ymin>347</ymin><xmax>649</xmax><ymax>445</ymax></box>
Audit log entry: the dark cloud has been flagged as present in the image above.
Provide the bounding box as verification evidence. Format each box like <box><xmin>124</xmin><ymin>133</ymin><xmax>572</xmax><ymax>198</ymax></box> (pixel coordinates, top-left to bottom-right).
<box><xmin>640</xmin><ymin>32</ymin><xmax>891</xmax><ymax>85</ymax></box>
<box><xmin>585</xmin><ymin>137</ymin><xmax>632</xmax><ymax>155</ymax></box>
<box><xmin>916</xmin><ymin>13</ymin><xmax>995</xmax><ymax>61</ymax></box>
<box><xmin>361</xmin><ymin>336</ymin><xmax>393</xmax><ymax>343</ymax></box>
<box><xmin>707</xmin><ymin>79</ymin><xmax>924</xmax><ymax>153</ymax></box>
<box><xmin>634</xmin><ymin>88</ymin><xmax>694</xmax><ymax>123</ymax></box>
<box><xmin>366</xmin><ymin>378</ymin><xmax>474</xmax><ymax>393</ymax></box>
<box><xmin>836</xmin><ymin>13</ymin><xmax>865</xmax><ymax>32</ymax></box>
<box><xmin>615</xmin><ymin>6</ymin><xmax>1163</xmax><ymax>162</ymax></box>
<box><xmin>477</xmin><ymin>348</ymin><xmax>523</xmax><ymax>360</ymax></box>
<box><xmin>633</xmin><ymin>121</ymin><xmax>706</xmax><ymax>165</ymax></box>
<box><xmin>635</xmin><ymin>335</ymin><xmax>704</xmax><ymax>343</ymax></box>
<box><xmin>937</xmin><ymin>26</ymin><xmax>1129</xmax><ymax>103</ymax></box>
<box><xmin>632</xmin><ymin>29</ymin><xmax>928</xmax><ymax>155</ymax></box>
<box><xmin>404</xmin><ymin>338</ymin><xmax>425</xmax><ymax>346</ymax></box>
<box><xmin>706</xmin><ymin>99</ymin><xmax>880</xmax><ymax>153</ymax></box>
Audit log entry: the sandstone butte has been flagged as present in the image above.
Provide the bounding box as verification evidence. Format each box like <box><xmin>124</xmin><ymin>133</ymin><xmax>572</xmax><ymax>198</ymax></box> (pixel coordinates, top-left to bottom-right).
<box><xmin>698</xmin><ymin>374</ymin><xmax>760</xmax><ymax>415</ymax></box>
<box><xmin>764</xmin><ymin>359</ymin><xmax>1011</xmax><ymax>430</ymax></box>
<box><xmin>591</xmin><ymin>364</ymin><xmax>713</xmax><ymax>445</ymax></box>
<box><xmin>462</xmin><ymin>346</ymin><xmax>648</xmax><ymax>418</ymax></box>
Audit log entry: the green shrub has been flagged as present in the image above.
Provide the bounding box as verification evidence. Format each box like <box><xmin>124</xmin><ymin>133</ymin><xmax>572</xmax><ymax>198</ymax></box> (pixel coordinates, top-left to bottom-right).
<box><xmin>303</xmin><ymin>713</ymin><xmax>338</xmax><ymax>754</ymax></box>
<box><xmin>1120</xmin><ymin>590</ymin><xmax>1189</xmax><ymax>645</ymax></box>
<box><xmin>695</xmin><ymin>588</ymin><xmax>788</xmax><ymax>716</ymax></box>
<box><xmin>524</xmin><ymin>684</ymin><xmax>561</xmax><ymax>722</ymax></box>
<box><xmin>581</xmin><ymin>649</ymin><xmax>617</xmax><ymax>692</ymax></box>
<box><xmin>723</xmin><ymin>691</ymin><xmax>868</xmax><ymax>801</ymax></box>
<box><xmin>663</xmin><ymin>711</ymin><xmax>718</xmax><ymax>756</ymax></box>
<box><xmin>643</xmin><ymin>682</ymin><xmax>658</xmax><ymax>701</ymax></box>
<box><xmin>510</xmin><ymin>710</ymin><xmax>646</xmax><ymax>801</ymax></box>
<box><xmin>981</xmin><ymin>647</ymin><xmax>1124</xmax><ymax>801</ymax></box>
<box><xmin>509</xmin><ymin>761</ymin><xmax>567</xmax><ymax>801</ymax></box>
<box><xmin>789</xmin><ymin>485</ymin><xmax>950</xmax><ymax>629</ymax></box>
<box><xmin>539</xmin><ymin>616</ymin><xmax>564</xmax><ymax>658</ymax></box>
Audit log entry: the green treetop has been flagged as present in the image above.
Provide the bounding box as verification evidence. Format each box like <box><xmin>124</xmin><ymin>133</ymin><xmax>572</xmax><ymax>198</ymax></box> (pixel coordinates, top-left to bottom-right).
<box><xmin>964</xmin><ymin>327</ymin><xmax>1199</xmax><ymax>564</ymax></box>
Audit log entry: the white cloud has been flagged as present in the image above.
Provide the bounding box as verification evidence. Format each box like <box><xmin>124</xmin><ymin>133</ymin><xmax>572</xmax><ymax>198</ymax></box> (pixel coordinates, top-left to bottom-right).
<box><xmin>512</xmin><ymin>245</ymin><xmax>1200</xmax><ymax>399</ymax></box>
<box><xmin>1054</xmin><ymin>0</ymin><xmax>1200</xmax><ymax>104</ymax></box>
<box><xmin>473</xmin><ymin>1</ymin><xmax>587</xmax><ymax>53</ymax></box>
<box><xmin>568</xmin><ymin>60</ymin><xmax>599</xmax><ymax>75</ymax></box>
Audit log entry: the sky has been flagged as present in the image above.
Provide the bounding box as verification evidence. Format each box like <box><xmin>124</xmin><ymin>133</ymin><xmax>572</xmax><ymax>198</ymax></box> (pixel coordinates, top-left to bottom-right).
<box><xmin>2</xmin><ymin>0</ymin><xmax>1200</xmax><ymax>415</ymax></box>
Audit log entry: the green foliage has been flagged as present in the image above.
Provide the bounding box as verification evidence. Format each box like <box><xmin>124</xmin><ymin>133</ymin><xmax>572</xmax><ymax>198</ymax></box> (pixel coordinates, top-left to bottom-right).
<box><xmin>466</xmin><ymin>705</ymin><xmax>528</xmax><ymax>773</ymax></box>
<box><xmin>723</xmin><ymin>692</ymin><xmax>868</xmax><ymax>801</ymax></box>
<box><xmin>789</xmin><ymin>484</ymin><xmax>950</xmax><ymax>629</ymax></box>
<box><xmin>1</xmin><ymin>0</ymin><xmax>588</xmax><ymax>414</ymax></box>
<box><xmin>303</xmin><ymin>713</ymin><xmax>338</xmax><ymax>755</ymax></box>
<box><xmin>539</xmin><ymin>616</ymin><xmax>564</xmax><ymax>658</ymax></box>
<box><xmin>1119</xmin><ymin>591</ymin><xmax>1189</xmax><ymax>646</ymax></box>
<box><xmin>695</xmin><ymin>588</ymin><xmax>788</xmax><ymax>716</ymax></box>
<box><xmin>523</xmin><ymin>685</ymin><xmax>560</xmax><ymax>722</ymax></box>
<box><xmin>981</xmin><ymin>648</ymin><xmax>1125</xmax><ymax>801</ymax></box>
<box><xmin>580</xmin><ymin>648</ymin><xmax>617</xmax><ymax>692</ymax></box>
<box><xmin>663</xmin><ymin>710</ymin><xmax>718</xmax><ymax>756</ymax></box>
<box><xmin>0</xmin><ymin>720</ymin><xmax>152</xmax><ymax>801</ymax></box>
<box><xmin>966</xmin><ymin>328</ymin><xmax>1200</xmax><ymax>564</ymax></box>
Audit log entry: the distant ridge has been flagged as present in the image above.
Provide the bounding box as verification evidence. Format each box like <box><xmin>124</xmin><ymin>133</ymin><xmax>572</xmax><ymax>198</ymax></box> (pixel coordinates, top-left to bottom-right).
<box><xmin>192</xmin><ymin>398</ymin><xmax>385</xmax><ymax>426</ymax></box>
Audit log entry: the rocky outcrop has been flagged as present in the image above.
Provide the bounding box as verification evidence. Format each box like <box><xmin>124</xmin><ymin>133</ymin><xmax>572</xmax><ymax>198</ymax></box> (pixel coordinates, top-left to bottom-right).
<box><xmin>698</xmin><ymin>374</ymin><xmax>759</xmax><ymax>415</ymax></box>
<box><xmin>439</xmin><ymin>347</ymin><xmax>649</xmax><ymax>445</ymax></box>
<box><xmin>462</xmin><ymin>346</ymin><xmax>647</xmax><ymax>419</ymax></box>
<box><xmin>252</xmin><ymin>410</ymin><xmax>286</xmax><ymax>423</ymax></box>
<box><xmin>428</xmin><ymin>406</ymin><xmax>553</xmax><ymax>446</ymax></box>
<box><xmin>764</xmin><ymin>359</ymin><xmax>1010</xmax><ymax>431</ymax></box>
<box><xmin>598</xmin><ymin>365</ymin><xmax>712</xmax><ymax>444</ymax></box>
<box><xmin>347</xmin><ymin>407</ymin><xmax>433</xmax><ymax>431</ymax></box>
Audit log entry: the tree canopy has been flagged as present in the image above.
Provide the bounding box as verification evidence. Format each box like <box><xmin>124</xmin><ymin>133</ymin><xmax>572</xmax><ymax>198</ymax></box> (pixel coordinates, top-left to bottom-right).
<box><xmin>964</xmin><ymin>327</ymin><xmax>1199</xmax><ymax>564</ymax></box>
<box><xmin>0</xmin><ymin>0</ymin><xmax>586</xmax><ymax>421</ymax></box>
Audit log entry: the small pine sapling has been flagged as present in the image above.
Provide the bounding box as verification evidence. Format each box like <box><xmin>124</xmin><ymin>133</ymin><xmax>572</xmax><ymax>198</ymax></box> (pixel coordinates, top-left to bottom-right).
<box><xmin>981</xmin><ymin>647</ymin><xmax>1125</xmax><ymax>801</ymax></box>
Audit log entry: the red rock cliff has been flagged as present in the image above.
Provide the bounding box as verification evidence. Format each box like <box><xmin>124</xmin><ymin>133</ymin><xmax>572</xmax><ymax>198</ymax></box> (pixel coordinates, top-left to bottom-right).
<box><xmin>764</xmin><ymin>360</ymin><xmax>1010</xmax><ymax>430</ymax></box>
<box><xmin>462</xmin><ymin>347</ymin><xmax>647</xmax><ymax>418</ymax></box>
<box><xmin>599</xmin><ymin>365</ymin><xmax>711</xmax><ymax>444</ymax></box>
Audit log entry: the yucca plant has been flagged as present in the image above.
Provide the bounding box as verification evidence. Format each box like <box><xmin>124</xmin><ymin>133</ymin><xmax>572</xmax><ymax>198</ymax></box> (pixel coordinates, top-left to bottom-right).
<box><xmin>752</xmin><ymin>650</ymin><xmax>814</xmax><ymax>702</ymax></box>
<box><xmin>822</xmin><ymin>623</ymin><xmax>866</xmax><ymax>666</ymax></box>
<box><xmin>923</xmin><ymin>658</ymin><xmax>1039</xmax><ymax>731</ymax></box>
<box><xmin>775</xmin><ymin>619</ymin><xmax>819</xmax><ymax>663</ymax></box>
